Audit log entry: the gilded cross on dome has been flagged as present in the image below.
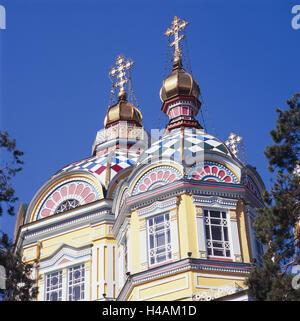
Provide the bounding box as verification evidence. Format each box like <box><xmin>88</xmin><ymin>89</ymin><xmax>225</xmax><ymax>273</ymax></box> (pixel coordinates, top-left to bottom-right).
<box><xmin>109</xmin><ymin>55</ymin><xmax>134</xmax><ymax>99</ymax></box>
<box><xmin>294</xmin><ymin>164</ymin><xmax>300</xmax><ymax>177</ymax></box>
<box><xmin>165</xmin><ymin>16</ymin><xmax>189</xmax><ymax>63</ymax></box>
<box><xmin>225</xmin><ymin>132</ymin><xmax>243</xmax><ymax>157</ymax></box>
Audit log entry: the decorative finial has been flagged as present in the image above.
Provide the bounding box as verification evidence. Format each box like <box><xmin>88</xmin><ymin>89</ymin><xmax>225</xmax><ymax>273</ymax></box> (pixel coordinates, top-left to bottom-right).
<box><xmin>109</xmin><ymin>55</ymin><xmax>134</xmax><ymax>100</ymax></box>
<box><xmin>165</xmin><ymin>16</ymin><xmax>189</xmax><ymax>66</ymax></box>
<box><xmin>293</xmin><ymin>164</ymin><xmax>300</xmax><ymax>177</ymax></box>
<box><xmin>225</xmin><ymin>132</ymin><xmax>243</xmax><ymax>157</ymax></box>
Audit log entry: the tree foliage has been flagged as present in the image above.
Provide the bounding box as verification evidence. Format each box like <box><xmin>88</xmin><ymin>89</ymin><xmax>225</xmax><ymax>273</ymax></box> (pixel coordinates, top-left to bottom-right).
<box><xmin>0</xmin><ymin>233</ymin><xmax>38</xmax><ymax>301</ymax></box>
<box><xmin>246</xmin><ymin>93</ymin><xmax>300</xmax><ymax>300</ymax></box>
<box><xmin>0</xmin><ymin>130</ymin><xmax>38</xmax><ymax>300</ymax></box>
<box><xmin>0</xmin><ymin>130</ymin><xmax>24</xmax><ymax>216</ymax></box>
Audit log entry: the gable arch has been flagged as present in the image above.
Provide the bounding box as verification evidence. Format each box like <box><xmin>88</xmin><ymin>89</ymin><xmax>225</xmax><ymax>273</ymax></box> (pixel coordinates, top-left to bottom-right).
<box><xmin>130</xmin><ymin>163</ymin><xmax>183</xmax><ymax>196</ymax></box>
<box><xmin>27</xmin><ymin>172</ymin><xmax>104</xmax><ymax>223</ymax></box>
<box><xmin>186</xmin><ymin>160</ymin><xmax>240</xmax><ymax>184</ymax></box>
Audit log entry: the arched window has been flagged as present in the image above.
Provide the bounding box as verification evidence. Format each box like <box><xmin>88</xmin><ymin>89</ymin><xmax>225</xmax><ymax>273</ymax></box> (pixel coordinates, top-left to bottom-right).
<box><xmin>55</xmin><ymin>199</ymin><xmax>80</xmax><ymax>214</ymax></box>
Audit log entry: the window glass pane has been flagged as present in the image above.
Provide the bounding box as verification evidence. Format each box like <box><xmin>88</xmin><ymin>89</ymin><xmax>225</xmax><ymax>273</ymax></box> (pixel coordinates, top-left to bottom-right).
<box><xmin>205</xmin><ymin>225</ymin><xmax>210</xmax><ymax>239</ymax></box>
<box><xmin>148</xmin><ymin>213</ymin><xmax>171</xmax><ymax>266</ymax></box>
<box><xmin>155</xmin><ymin>224</ymin><xmax>164</xmax><ymax>232</ymax></box>
<box><xmin>157</xmin><ymin>254</ymin><xmax>166</xmax><ymax>262</ymax></box>
<box><xmin>210</xmin><ymin>211</ymin><xmax>220</xmax><ymax>218</ymax></box>
<box><xmin>45</xmin><ymin>270</ymin><xmax>62</xmax><ymax>301</ymax></box>
<box><xmin>149</xmin><ymin>235</ymin><xmax>154</xmax><ymax>248</ymax></box>
<box><xmin>210</xmin><ymin>218</ymin><xmax>220</xmax><ymax>225</ymax></box>
<box><xmin>73</xmin><ymin>286</ymin><xmax>80</xmax><ymax>301</ymax></box>
<box><xmin>50</xmin><ymin>292</ymin><xmax>58</xmax><ymax>301</ymax></box>
<box><xmin>211</xmin><ymin>226</ymin><xmax>222</xmax><ymax>240</ymax></box>
<box><xmin>68</xmin><ymin>264</ymin><xmax>85</xmax><ymax>301</ymax></box>
<box><xmin>224</xmin><ymin>227</ymin><xmax>229</xmax><ymax>241</ymax></box>
<box><xmin>156</xmin><ymin>232</ymin><xmax>165</xmax><ymax>247</ymax></box>
<box><xmin>154</xmin><ymin>215</ymin><xmax>164</xmax><ymax>225</ymax></box>
<box><xmin>213</xmin><ymin>242</ymin><xmax>223</xmax><ymax>248</ymax></box>
<box><xmin>204</xmin><ymin>209</ymin><xmax>231</xmax><ymax>258</ymax></box>
<box><xmin>156</xmin><ymin>247</ymin><xmax>165</xmax><ymax>254</ymax></box>
<box><xmin>213</xmin><ymin>249</ymin><xmax>224</xmax><ymax>256</ymax></box>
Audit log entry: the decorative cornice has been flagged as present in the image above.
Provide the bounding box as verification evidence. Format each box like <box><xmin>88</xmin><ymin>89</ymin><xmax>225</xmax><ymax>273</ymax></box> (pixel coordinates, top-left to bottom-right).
<box><xmin>117</xmin><ymin>258</ymin><xmax>251</xmax><ymax>301</ymax></box>
<box><xmin>18</xmin><ymin>201</ymin><xmax>114</xmax><ymax>247</ymax></box>
<box><xmin>192</xmin><ymin>195</ymin><xmax>238</xmax><ymax>209</ymax></box>
<box><xmin>24</xmin><ymin>210</ymin><xmax>113</xmax><ymax>243</ymax></box>
<box><xmin>136</xmin><ymin>197</ymin><xmax>177</xmax><ymax>217</ymax></box>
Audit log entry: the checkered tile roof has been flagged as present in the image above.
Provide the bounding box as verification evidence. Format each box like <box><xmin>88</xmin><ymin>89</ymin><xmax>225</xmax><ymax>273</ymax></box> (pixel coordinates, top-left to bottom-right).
<box><xmin>137</xmin><ymin>128</ymin><xmax>231</xmax><ymax>164</ymax></box>
<box><xmin>53</xmin><ymin>149</ymin><xmax>140</xmax><ymax>187</ymax></box>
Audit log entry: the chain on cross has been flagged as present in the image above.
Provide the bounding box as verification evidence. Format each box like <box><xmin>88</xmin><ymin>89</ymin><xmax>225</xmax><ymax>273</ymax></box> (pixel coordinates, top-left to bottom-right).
<box><xmin>164</xmin><ymin>16</ymin><xmax>189</xmax><ymax>63</ymax></box>
<box><xmin>225</xmin><ymin>132</ymin><xmax>243</xmax><ymax>157</ymax></box>
<box><xmin>109</xmin><ymin>55</ymin><xmax>134</xmax><ymax>99</ymax></box>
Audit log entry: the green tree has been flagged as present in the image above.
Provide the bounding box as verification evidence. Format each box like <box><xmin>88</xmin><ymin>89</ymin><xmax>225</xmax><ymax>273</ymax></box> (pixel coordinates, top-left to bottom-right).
<box><xmin>0</xmin><ymin>232</ymin><xmax>38</xmax><ymax>301</ymax></box>
<box><xmin>0</xmin><ymin>130</ymin><xmax>38</xmax><ymax>300</ymax></box>
<box><xmin>246</xmin><ymin>93</ymin><xmax>300</xmax><ymax>301</ymax></box>
<box><xmin>0</xmin><ymin>130</ymin><xmax>23</xmax><ymax>216</ymax></box>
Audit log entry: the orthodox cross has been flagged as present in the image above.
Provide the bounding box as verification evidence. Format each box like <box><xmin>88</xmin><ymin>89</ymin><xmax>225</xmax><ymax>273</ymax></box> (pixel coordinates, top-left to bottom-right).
<box><xmin>225</xmin><ymin>132</ymin><xmax>243</xmax><ymax>157</ymax></box>
<box><xmin>109</xmin><ymin>55</ymin><xmax>134</xmax><ymax>99</ymax></box>
<box><xmin>294</xmin><ymin>164</ymin><xmax>300</xmax><ymax>177</ymax></box>
<box><xmin>164</xmin><ymin>16</ymin><xmax>189</xmax><ymax>62</ymax></box>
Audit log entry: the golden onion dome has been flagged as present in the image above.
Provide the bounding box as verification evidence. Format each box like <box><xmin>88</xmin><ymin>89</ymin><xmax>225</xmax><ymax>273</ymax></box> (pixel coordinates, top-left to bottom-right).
<box><xmin>160</xmin><ymin>60</ymin><xmax>200</xmax><ymax>102</ymax></box>
<box><xmin>104</xmin><ymin>93</ymin><xmax>142</xmax><ymax>128</ymax></box>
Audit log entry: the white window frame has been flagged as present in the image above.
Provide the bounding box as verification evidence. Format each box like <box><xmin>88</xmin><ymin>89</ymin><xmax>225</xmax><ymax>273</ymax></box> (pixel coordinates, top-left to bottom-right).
<box><xmin>67</xmin><ymin>263</ymin><xmax>85</xmax><ymax>301</ymax></box>
<box><xmin>203</xmin><ymin>208</ymin><xmax>233</xmax><ymax>260</ymax></box>
<box><xmin>44</xmin><ymin>263</ymin><xmax>87</xmax><ymax>301</ymax></box>
<box><xmin>45</xmin><ymin>270</ymin><xmax>63</xmax><ymax>301</ymax></box>
<box><xmin>147</xmin><ymin>212</ymin><xmax>172</xmax><ymax>267</ymax></box>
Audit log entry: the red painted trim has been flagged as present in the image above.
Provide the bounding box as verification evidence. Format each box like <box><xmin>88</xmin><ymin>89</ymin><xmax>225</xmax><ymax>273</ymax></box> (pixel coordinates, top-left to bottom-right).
<box><xmin>148</xmin><ymin>259</ymin><xmax>174</xmax><ymax>270</ymax></box>
<box><xmin>161</xmin><ymin>95</ymin><xmax>201</xmax><ymax>114</ymax></box>
<box><xmin>134</xmin><ymin>261</ymin><xmax>188</xmax><ymax>281</ymax></box>
<box><xmin>208</xmin><ymin>257</ymin><xmax>233</xmax><ymax>262</ymax></box>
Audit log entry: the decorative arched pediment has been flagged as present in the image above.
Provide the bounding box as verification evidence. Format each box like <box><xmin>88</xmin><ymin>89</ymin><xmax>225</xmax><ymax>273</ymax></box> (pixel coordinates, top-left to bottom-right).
<box><xmin>131</xmin><ymin>165</ymin><xmax>182</xmax><ymax>195</ymax></box>
<box><xmin>119</xmin><ymin>188</ymin><xmax>130</xmax><ymax>209</ymax></box>
<box><xmin>186</xmin><ymin>161</ymin><xmax>239</xmax><ymax>184</ymax></box>
<box><xmin>30</xmin><ymin>174</ymin><xmax>103</xmax><ymax>222</ymax></box>
<box><xmin>39</xmin><ymin>244</ymin><xmax>91</xmax><ymax>272</ymax></box>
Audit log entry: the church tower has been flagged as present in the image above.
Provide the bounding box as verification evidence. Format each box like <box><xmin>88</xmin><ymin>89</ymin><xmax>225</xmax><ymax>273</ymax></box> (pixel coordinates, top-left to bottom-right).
<box><xmin>14</xmin><ymin>16</ymin><xmax>265</xmax><ymax>301</ymax></box>
<box><xmin>14</xmin><ymin>54</ymin><xmax>147</xmax><ymax>301</ymax></box>
<box><xmin>112</xmin><ymin>16</ymin><xmax>265</xmax><ymax>301</ymax></box>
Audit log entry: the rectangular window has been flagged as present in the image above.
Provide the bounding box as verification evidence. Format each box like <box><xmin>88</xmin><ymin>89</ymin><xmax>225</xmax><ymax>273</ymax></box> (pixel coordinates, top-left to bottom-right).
<box><xmin>148</xmin><ymin>212</ymin><xmax>171</xmax><ymax>266</ymax></box>
<box><xmin>45</xmin><ymin>270</ymin><xmax>62</xmax><ymax>301</ymax></box>
<box><xmin>204</xmin><ymin>209</ymin><xmax>231</xmax><ymax>258</ymax></box>
<box><xmin>68</xmin><ymin>264</ymin><xmax>85</xmax><ymax>301</ymax></box>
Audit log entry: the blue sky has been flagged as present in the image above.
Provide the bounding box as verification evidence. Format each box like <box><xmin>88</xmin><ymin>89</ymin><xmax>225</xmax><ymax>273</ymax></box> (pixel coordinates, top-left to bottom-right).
<box><xmin>0</xmin><ymin>0</ymin><xmax>300</xmax><ymax>239</ymax></box>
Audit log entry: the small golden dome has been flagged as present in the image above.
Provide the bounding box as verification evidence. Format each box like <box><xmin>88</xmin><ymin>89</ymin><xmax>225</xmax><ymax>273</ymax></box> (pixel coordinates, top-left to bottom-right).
<box><xmin>160</xmin><ymin>61</ymin><xmax>200</xmax><ymax>102</ymax></box>
<box><xmin>104</xmin><ymin>95</ymin><xmax>142</xmax><ymax>128</ymax></box>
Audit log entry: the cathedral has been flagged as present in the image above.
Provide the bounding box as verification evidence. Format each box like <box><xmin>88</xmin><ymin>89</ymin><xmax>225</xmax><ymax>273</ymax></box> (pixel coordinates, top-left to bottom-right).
<box><xmin>13</xmin><ymin>16</ymin><xmax>265</xmax><ymax>301</ymax></box>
